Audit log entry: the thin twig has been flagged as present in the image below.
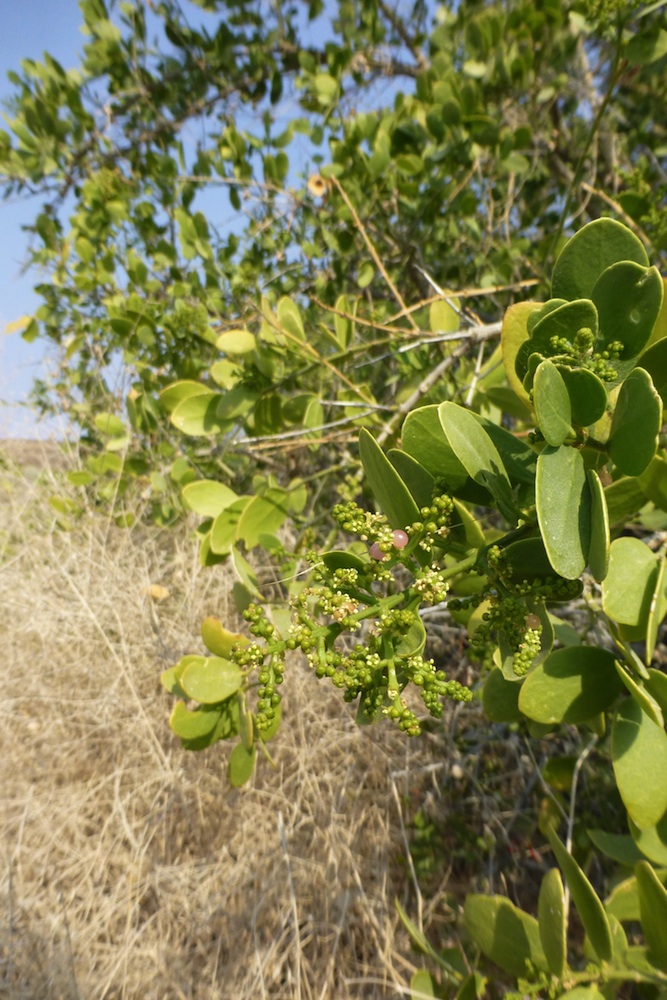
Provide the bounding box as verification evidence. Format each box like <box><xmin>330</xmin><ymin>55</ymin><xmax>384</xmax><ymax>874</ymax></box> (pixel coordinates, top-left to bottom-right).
<box><xmin>580</xmin><ymin>181</ymin><xmax>653</xmax><ymax>249</ymax></box>
<box><xmin>331</xmin><ymin>177</ymin><xmax>420</xmax><ymax>330</ymax></box>
<box><xmin>376</xmin><ymin>322</ymin><xmax>502</xmax><ymax>445</ymax></box>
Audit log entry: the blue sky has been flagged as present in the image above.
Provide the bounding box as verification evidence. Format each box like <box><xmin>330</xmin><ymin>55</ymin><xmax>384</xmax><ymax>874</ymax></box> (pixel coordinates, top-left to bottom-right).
<box><xmin>0</xmin><ymin>0</ymin><xmax>85</xmax><ymax>438</ymax></box>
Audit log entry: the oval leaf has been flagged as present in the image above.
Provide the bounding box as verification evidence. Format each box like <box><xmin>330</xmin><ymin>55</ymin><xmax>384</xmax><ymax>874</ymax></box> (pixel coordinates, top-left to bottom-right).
<box><xmin>608</xmin><ymin>368</ymin><xmax>661</xmax><ymax>476</ymax></box>
<box><xmin>592</xmin><ymin>261</ymin><xmax>664</xmax><ymax>360</ymax></box>
<box><xmin>536</xmin><ymin>445</ymin><xmax>591</xmax><ymax>579</ymax></box>
<box><xmin>519</xmin><ymin>646</ymin><xmax>622</xmax><ymax>724</ymax></box>
<box><xmin>170</xmin><ymin>701</ymin><xmax>222</xmax><ymax>740</ymax></box>
<box><xmin>463</xmin><ymin>894</ymin><xmax>547</xmax><ymax>976</ymax></box>
<box><xmin>612</xmin><ymin>697</ymin><xmax>667</xmax><ymax>829</ymax></box>
<box><xmin>538</xmin><ymin>867</ymin><xmax>567</xmax><ymax>978</ymax></box>
<box><xmin>180</xmin><ymin>655</ymin><xmax>243</xmax><ymax>704</ymax></box>
<box><xmin>501</xmin><ymin>301</ymin><xmax>538</xmax><ymax>406</ymax></box>
<box><xmin>182</xmin><ymin>480</ymin><xmax>238</xmax><ymax>518</ymax></box>
<box><xmin>552</xmin><ymin>219</ymin><xmax>649</xmax><ymax>301</ymax></box>
<box><xmin>228</xmin><ymin>741</ymin><xmax>256</xmax><ymax>787</ymax></box>
<box><xmin>482</xmin><ymin>668</ymin><xmax>523</xmax><ymax>722</ymax></box>
<box><xmin>602</xmin><ymin>537</ymin><xmax>657</xmax><ymax>628</ymax></box>
<box><xmin>533</xmin><ymin>360</ymin><xmax>572</xmax><ymax>446</ymax></box>
<box><xmin>558</xmin><ymin>366</ymin><xmax>608</xmax><ymax>427</ymax></box>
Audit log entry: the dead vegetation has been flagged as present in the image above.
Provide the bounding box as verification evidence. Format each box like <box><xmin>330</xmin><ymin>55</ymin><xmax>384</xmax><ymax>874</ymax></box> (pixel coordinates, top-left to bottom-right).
<box><xmin>0</xmin><ymin>452</ymin><xmax>480</xmax><ymax>999</ymax></box>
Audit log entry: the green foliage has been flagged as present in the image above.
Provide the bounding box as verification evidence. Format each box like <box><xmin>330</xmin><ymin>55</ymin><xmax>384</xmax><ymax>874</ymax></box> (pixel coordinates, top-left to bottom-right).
<box><xmin>5</xmin><ymin>1</ymin><xmax>667</xmax><ymax>994</ymax></box>
<box><xmin>4</xmin><ymin>0</ymin><xmax>667</xmax><ymax>529</ymax></box>
<box><xmin>160</xmin><ymin>216</ymin><xmax>667</xmax><ymax>994</ymax></box>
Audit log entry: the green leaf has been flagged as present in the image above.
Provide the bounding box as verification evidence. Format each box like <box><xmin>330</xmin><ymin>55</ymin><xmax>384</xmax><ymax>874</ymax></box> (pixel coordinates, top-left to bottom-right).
<box><xmin>180</xmin><ymin>655</ymin><xmax>243</xmax><ymax>704</ymax></box>
<box><xmin>604</xmin><ymin>476</ymin><xmax>648</xmax><ymax>526</ymax></box>
<box><xmin>536</xmin><ymin>445</ymin><xmax>591</xmax><ymax>579</ymax></box>
<box><xmin>602</xmin><ymin>537</ymin><xmax>658</xmax><ymax>628</ymax></box>
<box><xmin>500</xmin><ymin>301</ymin><xmax>537</xmax><ymax>407</ymax></box>
<box><xmin>358</xmin><ymin>261</ymin><xmax>374</xmax><ymax>288</ymax></box>
<box><xmin>503</xmin><ymin>537</ymin><xmax>557</xmax><ymax>583</ymax></box>
<box><xmin>210</xmin><ymin>498</ymin><xmax>250</xmax><ymax>554</ymax></box>
<box><xmin>638</xmin><ymin>336</ymin><xmax>667</xmax><ymax>405</ymax></box>
<box><xmin>410</xmin><ymin>969</ymin><xmax>435</xmax><ymax>998</ymax></box>
<box><xmin>533</xmin><ymin>360</ymin><xmax>572</xmax><ymax>446</ymax></box>
<box><xmin>592</xmin><ymin>262</ymin><xmax>664</xmax><ymax>360</ymax></box>
<box><xmin>322</xmin><ymin>550</ymin><xmax>368</xmax><ymax>574</ymax></box>
<box><xmin>388</xmin><ymin>450</ymin><xmax>435</xmax><ymax>509</ymax></box>
<box><xmin>608</xmin><ymin>368</ymin><xmax>661</xmax><ymax>476</ymax></box>
<box><xmin>558</xmin><ymin>367</ymin><xmax>608</xmax><ymax>427</ymax></box>
<box><xmin>228</xmin><ymin>741</ymin><xmax>256</xmax><ymax>787</ymax></box>
<box><xmin>334</xmin><ymin>294</ymin><xmax>352</xmax><ymax>348</ymax></box>
<box><xmin>538</xmin><ymin>867</ymin><xmax>567</xmax><ymax>978</ymax></box>
<box><xmin>586</xmin><ymin>469</ymin><xmax>610</xmax><ymax>583</ymax></box>
<box><xmin>94</xmin><ymin>411</ymin><xmax>126</xmax><ymax>436</ymax></box>
<box><xmin>612</xmin><ymin>698</ymin><xmax>667</xmax><ymax>829</ymax></box>
<box><xmin>475</xmin><ymin>415</ymin><xmax>537</xmax><ymax>486</ymax></box>
<box><xmin>396</xmin><ymin>899</ymin><xmax>462</xmax><ymax>978</ymax></box>
<box><xmin>482</xmin><ymin>668</ymin><xmax>523</xmax><ymax>722</ymax></box>
<box><xmin>438</xmin><ymin>402</ymin><xmax>517</xmax><ymax>521</ymax></box>
<box><xmin>552</xmin><ymin>219</ymin><xmax>649</xmax><ymax>301</ymax></box>
<box><xmin>215</xmin><ymin>328</ymin><xmax>256</xmax><ymax>354</ymax></box>
<box><xmin>402</xmin><ymin>407</ymin><xmax>470</xmax><ymax>488</ymax></box>
<box><xmin>630</xmin><ymin>814</ymin><xmax>667</xmax><ymax>866</ymax></box>
<box><xmin>236</xmin><ymin>489</ymin><xmax>290</xmax><ymax>548</ymax></box>
<box><xmin>170</xmin><ymin>391</ymin><xmax>231</xmax><ymax>436</ymax></box>
<box><xmin>639</xmin><ymin>455</ymin><xmax>667</xmax><ymax>512</ymax></box>
<box><xmin>359</xmin><ymin>428</ymin><xmax>421</xmax><ymax>530</ymax></box>
<box><xmin>518</xmin><ymin>647</ymin><xmax>622</xmax><ymax>724</ymax></box>
<box><xmin>231</xmin><ymin>546</ymin><xmax>261</xmax><ymax>597</ymax></box>
<box><xmin>635</xmin><ymin>861</ymin><xmax>667</xmax><ymax>971</ymax></box>
<box><xmin>395</xmin><ymin>616</ymin><xmax>427</xmax><ymax>659</ymax></box>
<box><xmin>587</xmin><ymin>829</ymin><xmax>646</xmax><ymax>867</ymax></box>
<box><xmin>529</xmin><ymin>299</ymin><xmax>599</xmax><ymax>355</ymax></box>
<box><xmin>614</xmin><ymin>660</ymin><xmax>664</xmax><ymax>729</ymax></box>
<box><xmin>546</xmin><ymin>826</ymin><xmax>613</xmax><ymax>963</ymax></box>
<box><xmin>277</xmin><ymin>296</ymin><xmax>305</xmax><ymax>341</ymax></box>
<box><xmin>463</xmin><ymin>894</ymin><xmax>547</xmax><ymax>976</ymax></box>
<box><xmin>159</xmin><ymin>380</ymin><xmax>210</xmax><ymax>414</ymax></box>
<box><xmin>451</xmin><ymin>499</ymin><xmax>486</xmax><ymax>550</ymax></box>
<box><xmin>182</xmin><ymin>480</ymin><xmax>238</xmax><ymax>518</ymax></box>
<box><xmin>170</xmin><ymin>700</ymin><xmax>222</xmax><ymax>739</ymax></box>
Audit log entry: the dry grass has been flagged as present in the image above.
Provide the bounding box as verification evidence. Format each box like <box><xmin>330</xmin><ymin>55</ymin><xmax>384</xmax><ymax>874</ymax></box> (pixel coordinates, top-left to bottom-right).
<box><xmin>0</xmin><ymin>450</ymin><xmax>475</xmax><ymax>999</ymax></box>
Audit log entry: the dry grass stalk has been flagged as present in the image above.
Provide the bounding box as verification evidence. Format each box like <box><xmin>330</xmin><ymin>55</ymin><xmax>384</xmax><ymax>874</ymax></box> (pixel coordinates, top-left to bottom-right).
<box><xmin>0</xmin><ymin>453</ymin><xmax>465</xmax><ymax>999</ymax></box>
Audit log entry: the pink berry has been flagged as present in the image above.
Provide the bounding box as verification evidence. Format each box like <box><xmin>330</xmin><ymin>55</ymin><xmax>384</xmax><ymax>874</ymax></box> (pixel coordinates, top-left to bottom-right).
<box><xmin>369</xmin><ymin>542</ymin><xmax>386</xmax><ymax>561</ymax></box>
<box><xmin>392</xmin><ymin>529</ymin><xmax>409</xmax><ymax>549</ymax></box>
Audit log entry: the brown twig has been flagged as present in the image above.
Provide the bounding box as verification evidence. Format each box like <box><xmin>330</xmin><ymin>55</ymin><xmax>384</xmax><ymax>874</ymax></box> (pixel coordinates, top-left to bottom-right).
<box><xmin>331</xmin><ymin>177</ymin><xmax>420</xmax><ymax>330</ymax></box>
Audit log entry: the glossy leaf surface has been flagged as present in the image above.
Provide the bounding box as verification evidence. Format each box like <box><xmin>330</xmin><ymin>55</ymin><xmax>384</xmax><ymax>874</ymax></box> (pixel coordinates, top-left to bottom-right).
<box><xmin>608</xmin><ymin>368</ymin><xmax>661</xmax><ymax>476</ymax></box>
<box><xmin>612</xmin><ymin>697</ymin><xmax>667</xmax><ymax>829</ymax></box>
<box><xmin>518</xmin><ymin>647</ymin><xmax>622</xmax><ymax>724</ymax></box>
<box><xmin>551</xmin><ymin>218</ymin><xmax>649</xmax><ymax>301</ymax></box>
<box><xmin>536</xmin><ymin>445</ymin><xmax>591</xmax><ymax>579</ymax></box>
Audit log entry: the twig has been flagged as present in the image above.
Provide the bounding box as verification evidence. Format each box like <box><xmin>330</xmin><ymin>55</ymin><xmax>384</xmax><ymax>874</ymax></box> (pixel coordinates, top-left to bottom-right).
<box><xmin>580</xmin><ymin>181</ymin><xmax>653</xmax><ymax>249</ymax></box>
<box><xmin>376</xmin><ymin>322</ymin><xmax>502</xmax><ymax>445</ymax></box>
<box><xmin>331</xmin><ymin>177</ymin><xmax>420</xmax><ymax>330</ymax></box>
